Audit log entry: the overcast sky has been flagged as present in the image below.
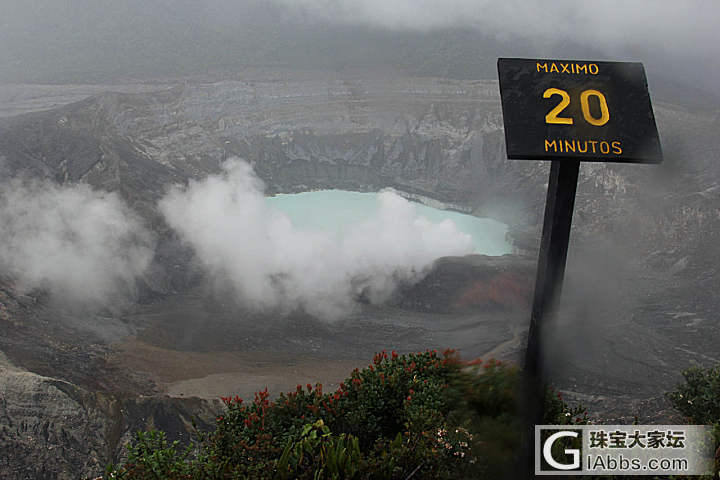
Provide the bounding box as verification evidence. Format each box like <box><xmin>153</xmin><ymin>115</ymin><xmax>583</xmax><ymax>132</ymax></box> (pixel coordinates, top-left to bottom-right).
<box><xmin>276</xmin><ymin>0</ymin><xmax>720</xmax><ymax>85</ymax></box>
<box><xmin>277</xmin><ymin>0</ymin><xmax>718</xmax><ymax>42</ymax></box>
<box><xmin>0</xmin><ymin>0</ymin><xmax>718</xmax><ymax>96</ymax></box>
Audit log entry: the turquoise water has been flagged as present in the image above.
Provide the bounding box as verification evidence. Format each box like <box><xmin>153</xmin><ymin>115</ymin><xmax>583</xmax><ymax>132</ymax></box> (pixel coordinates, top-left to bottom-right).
<box><xmin>267</xmin><ymin>190</ymin><xmax>511</xmax><ymax>256</ymax></box>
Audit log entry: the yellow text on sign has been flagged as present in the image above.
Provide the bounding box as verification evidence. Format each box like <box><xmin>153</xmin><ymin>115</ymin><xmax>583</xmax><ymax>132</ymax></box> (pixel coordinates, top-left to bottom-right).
<box><xmin>543</xmin><ymin>88</ymin><xmax>610</xmax><ymax>127</ymax></box>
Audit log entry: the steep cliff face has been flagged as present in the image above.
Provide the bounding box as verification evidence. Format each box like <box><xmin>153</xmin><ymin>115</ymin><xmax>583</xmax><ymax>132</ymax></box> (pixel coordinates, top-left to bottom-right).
<box><xmin>0</xmin><ymin>355</ymin><xmax>218</xmax><ymax>480</ymax></box>
<box><xmin>0</xmin><ymin>75</ymin><xmax>547</xmax><ymax>223</ymax></box>
<box><xmin>0</xmin><ymin>275</ymin><xmax>221</xmax><ymax>479</ymax></box>
<box><xmin>2</xmin><ymin>75</ymin><xmax>716</xmax><ymax>257</ymax></box>
<box><xmin>0</xmin><ymin>75</ymin><xmax>555</xmax><ymax>301</ymax></box>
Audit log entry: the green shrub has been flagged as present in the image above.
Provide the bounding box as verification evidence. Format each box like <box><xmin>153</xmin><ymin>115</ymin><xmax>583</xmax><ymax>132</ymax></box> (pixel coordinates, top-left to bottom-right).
<box><xmin>276</xmin><ymin>419</ymin><xmax>362</xmax><ymax>480</ymax></box>
<box><xmin>544</xmin><ymin>385</ymin><xmax>589</xmax><ymax>426</ymax></box>
<box><xmin>668</xmin><ymin>364</ymin><xmax>720</xmax><ymax>479</ymax></box>
<box><xmin>107</xmin><ymin>430</ymin><xmax>194</xmax><ymax>479</ymax></box>
<box><xmin>107</xmin><ymin>350</ymin><xmax>588</xmax><ymax>479</ymax></box>
<box><xmin>668</xmin><ymin>364</ymin><xmax>720</xmax><ymax>425</ymax></box>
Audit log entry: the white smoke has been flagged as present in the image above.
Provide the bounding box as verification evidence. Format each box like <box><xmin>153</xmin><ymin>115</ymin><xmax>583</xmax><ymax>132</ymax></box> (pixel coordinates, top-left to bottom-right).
<box><xmin>0</xmin><ymin>178</ymin><xmax>154</xmax><ymax>305</ymax></box>
<box><xmin>159</xmin><ymin>158</ymin><xmax>474</xmax><ymax>318</ymax></box>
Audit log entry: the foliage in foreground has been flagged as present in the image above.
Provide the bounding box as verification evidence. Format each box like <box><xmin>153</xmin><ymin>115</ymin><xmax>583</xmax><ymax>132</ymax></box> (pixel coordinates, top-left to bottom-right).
<box><xmin>107</xmin><ymin>349</ymin><xmax>587</xmax><ymax>479</ymax></box>
<box><xmin>107</xmin><ymin>358</ymin><xmax>720</xmax><ymax>479</ymax></box>
<box><xmin>667</xmin><ymin>364</ymin><xmax>720</xmax><ymax>478</ymax></box>
<box><xmin>667</xmin><ymin>364</ymin><xmax>720</xmax><ymax>425</ymax></box>
<box><xmin>573</xmin><ymin>364</ymin><xmax>720</xmax><ymax>480</ymax></box>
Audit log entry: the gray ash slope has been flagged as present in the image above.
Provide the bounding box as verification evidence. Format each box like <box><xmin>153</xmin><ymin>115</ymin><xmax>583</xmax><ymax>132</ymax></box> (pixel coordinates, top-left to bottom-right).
<box><xmin>0</xmin><ymin>71</ymin><xmax>719</xmax><ymax>477</ymax></box>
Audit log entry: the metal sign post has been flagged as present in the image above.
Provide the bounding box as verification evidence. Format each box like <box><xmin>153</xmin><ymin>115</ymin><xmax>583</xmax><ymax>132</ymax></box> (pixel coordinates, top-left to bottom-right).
<box><xmin>522</xmin><ymin>159</ymin><xmax>579</xmax><ymax>478</ymax></box>
<box><xmin>497</xmin><ymin>57</ymin><xmax>663</xmax><ymax>478</ymax></box>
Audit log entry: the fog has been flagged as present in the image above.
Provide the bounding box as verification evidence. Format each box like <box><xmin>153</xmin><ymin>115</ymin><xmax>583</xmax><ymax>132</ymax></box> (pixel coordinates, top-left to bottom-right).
<box><xmin>0</xmin><ymin>177</ymin><xmax>154</xmax><ymax>305</ymax></box>
<box><xmin>277</xmin><ymin>0</ymin><xmax>717</xmax><ymax>46</ymax></box>
<box><xmin>159</xmin><ymin>159</ymin><xmax>474</xmax><ymax>319</ymax></box>
<box><xmin>0</xmin><ymin>0</ymin><xmax>717</xmax><ymax>97</ymax></box>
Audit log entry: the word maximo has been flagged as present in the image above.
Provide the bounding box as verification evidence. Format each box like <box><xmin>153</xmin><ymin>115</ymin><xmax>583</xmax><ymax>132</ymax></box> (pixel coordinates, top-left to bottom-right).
<box><xmin>537</xmin><ymin>62</ymin><xmax>599</xmax><ymax>75</ymax></box>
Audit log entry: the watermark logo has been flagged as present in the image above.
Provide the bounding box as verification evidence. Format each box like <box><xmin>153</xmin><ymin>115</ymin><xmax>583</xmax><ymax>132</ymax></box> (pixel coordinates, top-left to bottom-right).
<box><xmin>535</xmin><ymin>425</ymin><xmax>715</xmax><ymax>476</ymax></box>
<box><xmin>542</xmin><ymin>429</ymin><xmax>582</xmax><ymax>471</ymax></box>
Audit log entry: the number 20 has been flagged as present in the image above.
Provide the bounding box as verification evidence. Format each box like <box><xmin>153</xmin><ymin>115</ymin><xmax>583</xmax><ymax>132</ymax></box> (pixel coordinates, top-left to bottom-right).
<box><xmin>543</xmin><ymin>88</ymin><xmax>610</xmax><ymax>126</ymax></box>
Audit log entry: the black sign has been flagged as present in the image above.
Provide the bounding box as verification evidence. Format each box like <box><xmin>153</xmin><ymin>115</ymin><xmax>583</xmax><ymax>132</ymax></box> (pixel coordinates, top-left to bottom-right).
<box><xmin>497</xmin><ymin>58</ymin><xmax>662</xmax><ymax>163</ymax></box>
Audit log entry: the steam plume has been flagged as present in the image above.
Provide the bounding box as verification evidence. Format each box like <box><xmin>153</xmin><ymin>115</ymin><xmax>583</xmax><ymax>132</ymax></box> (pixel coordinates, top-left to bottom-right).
<box><xmin>0</xmin><ymin>178</ymin><xmax>154</xmax><ymax>305</ymax></box>
<box><xmin>159</xmin><ymin>159</ymin><xmax>475</xmax><ymax>318</ymax></box>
